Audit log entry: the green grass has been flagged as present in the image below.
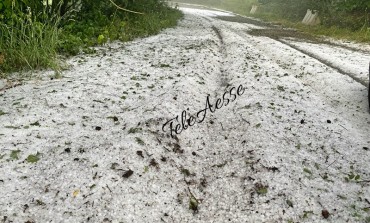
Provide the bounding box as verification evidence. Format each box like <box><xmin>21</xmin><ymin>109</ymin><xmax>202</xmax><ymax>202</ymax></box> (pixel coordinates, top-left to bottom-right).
<box><xmin>120</xmin><ymin>7</ymin><xmax>183</xmax><ymax>42</ymax></box>
<box><xmin>0</xmin><ymin>4</ymin><xmax>183</xmax><ymax>78</ymax></box>
<box><xmin>0</xmin><ymin>14</ymin><xmax>61</xmax><ymax>77</ymax></box>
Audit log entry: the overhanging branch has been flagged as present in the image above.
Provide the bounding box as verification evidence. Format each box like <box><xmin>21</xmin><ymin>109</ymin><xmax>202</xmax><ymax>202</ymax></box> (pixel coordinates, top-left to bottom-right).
<box><xmin>107</xmin><ymin>0</ymin><xmax>144</xmax><ymax>15</ymax></box>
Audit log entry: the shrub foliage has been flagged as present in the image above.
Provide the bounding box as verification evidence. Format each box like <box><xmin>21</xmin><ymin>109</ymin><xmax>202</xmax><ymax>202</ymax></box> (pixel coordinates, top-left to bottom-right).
<box><xmin>0</xmin><ymin>0</ymin><xmax>182</xmax><ymax>74</ymax></box>
<box><xmin>258</xmin><ymin>0</ymin><xmax>370</xmax><ymax>30</ymax></box>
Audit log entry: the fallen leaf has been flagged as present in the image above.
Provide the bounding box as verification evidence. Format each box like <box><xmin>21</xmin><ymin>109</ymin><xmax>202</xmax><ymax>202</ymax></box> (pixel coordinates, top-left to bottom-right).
<box><xmin>73</xmin><ymin>189</ymin><xmax>80</xmax><ymax>197</ymax></box>
<box><xmin>30</xmin><ymin>121</ymin><xmax>40</xmax><ymax>126</ymax></box>
<box><xmin>189</xmin><ymin>195</ymin><xmax>198</xmax><ymax>212</ymax></box>
<box><xmin>303</xmin><ymin>168</ymin><xmax>312</xmax><ymax>175</ymax></box>
<box><xmin>26</xmin><ymin>154</ymin><xmax>39</xmax><ymax>163</ymax></box>
<box><xmin>135</xmin><ymin>137</ymin><xmax>144</xmax><ymax>145</ymax></box>
<box><xmin>322</xmin><ymin>209</ymin><xmax>330</xmax><ymax>219</ymax></box>
<box><xmin>123</xmin><ymin>169</ymin><xmax>134</xmax><ymax>178</ymax></box>
<box><xmin>286</xmin><ymin>199</ymin><xmax>293</xmax><ymax>207</ymax></box>
<box><xmin>10</xmin><ymin>150</ymin><xmax>21</xmax><ymax>160</ymax></box>
<box><xmin>136</xmin><ymin>150</ymin><xmax>144</xmax><ymax>158</ymax></box>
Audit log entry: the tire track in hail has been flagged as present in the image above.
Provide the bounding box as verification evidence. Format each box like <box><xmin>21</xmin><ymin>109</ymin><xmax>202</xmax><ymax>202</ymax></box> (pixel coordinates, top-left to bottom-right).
<box><xmin>228</xmin><ymin>26</ymin><xmax>368</xmax><ymax>87</ymax></box>
<box><xmin>211</xmin><ymin>25</ymin><xmax>230</xmax><ymax>88</ymax></box>
<box><xmin>214</xmin><ymin>16</ymin><xmax>368</xmax><ymax>87</ymax></box>
<box><xmin>275</xmin><ymin>38</ymin><xmax>367</xmax><ymax>87</ymax></box>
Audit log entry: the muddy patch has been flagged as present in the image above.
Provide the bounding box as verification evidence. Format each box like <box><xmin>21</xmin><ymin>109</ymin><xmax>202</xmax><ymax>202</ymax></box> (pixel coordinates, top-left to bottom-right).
<box><xmin>216</xmin><ymin>15</ymin><xmax>272</xmax><ymax>27</ymax></box>
<box><xmin>248</xmin><ymin>28</ymin><xmax>318</xmax><ymax>42</ymax></box>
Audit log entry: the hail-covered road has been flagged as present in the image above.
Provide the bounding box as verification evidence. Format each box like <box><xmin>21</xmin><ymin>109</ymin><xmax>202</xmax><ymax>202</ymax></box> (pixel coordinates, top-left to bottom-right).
<box><xmin>1</xmin><ymin>6</ymin><xmax>370</xmax><ymax>223</ymax></box>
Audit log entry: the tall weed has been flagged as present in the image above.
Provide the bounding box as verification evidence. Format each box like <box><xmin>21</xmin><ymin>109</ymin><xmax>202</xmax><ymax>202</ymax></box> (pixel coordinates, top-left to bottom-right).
<box><xmin>0</xmin><ymin>11</ymin><xmax>60</xmax><ymax>76</ymax></box>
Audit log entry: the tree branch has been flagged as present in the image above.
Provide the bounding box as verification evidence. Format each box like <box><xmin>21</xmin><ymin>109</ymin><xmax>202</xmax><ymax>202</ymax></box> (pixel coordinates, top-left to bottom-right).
<box><xmin>107</xmin><ymin>0</ymin><xmax>144</xmax><ymax>15</ymax></box>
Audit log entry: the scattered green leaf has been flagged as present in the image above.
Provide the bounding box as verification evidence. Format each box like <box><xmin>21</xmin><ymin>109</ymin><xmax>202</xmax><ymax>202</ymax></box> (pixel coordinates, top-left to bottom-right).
<box><xmin>303</xmin><ymin>168</ymin><xmax>312</xmax><ymax>175</ymax></box>
<box><xmin>26</xmin><ymin>154</ymin><xmax>40</xmax><ymax>163</ymax></box>
<box><xmin>257</xmin><ymin>187</ymin><xmax>268</xmax><ymax>195</ymax></box>
<box><xmin>36</xmin><ymin>199</ymin><xmax>45</xmax><ymax>206</ymax></box>
<box><xmin>135</xmin><ymin>137</ymin><xmax>144</xmax><ymax>145</ymax></box>
<box><xmin>349</xmin><ymin>173</ymin><xmax>355</xmax><ymax>180</ymax></box>
<box><xmin>160</xmin><ymin>64</ymin><xmax>170</xmax><ymax>68</ymax></box>
<box><xmin>303</xmin><ymin>210</ymin><xmax>313</xmax><ymax>218</ymax></box>
<box><xmin>189</xmin><ymin>195</ymin><xmax>198</xmax><ymax>212</ymax></box>
<box><xmin>181</xmin><ymin>168</ymin><xmax>191</xmax><ymax>176</ymax></box>
<box><xmin>128</xmin><ymin>128</ymin><xmax>142</xmax><ymax>134</ymax></box>
<box><xmin>10</xmin><ymin>150</ymin><xmax>21</xmax><ymax>160</ymax></box>
<box><xmin>30</xmin><ymin>121</ymin><xmax>40</xmax><ymax>126</ymax></box>
<box><xmin>277</xmin><ymin>85</ymin><xmax>285</xmax><ymax>91</ymax></box>
<box><xmin>5</xmin><ymin>126</ymin><xmax>20</xmax><ymax>129</ymax></box>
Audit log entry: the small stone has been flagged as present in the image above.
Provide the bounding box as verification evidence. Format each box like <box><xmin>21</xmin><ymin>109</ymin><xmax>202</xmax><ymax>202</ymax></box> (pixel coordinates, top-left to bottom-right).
<box><xmin>327</xmin><ymin>120</ymin><xmax>331</xmax><ymax>123</ymax></box>
<box><xmin>122</xmin><ymin>169</ymin><xmax>134</xmax><ymax>178</ymax></box>
<box><xmin>322</xmin><ymin>209</ymin><xmax>330</xmax><ymax>219</ymax></box>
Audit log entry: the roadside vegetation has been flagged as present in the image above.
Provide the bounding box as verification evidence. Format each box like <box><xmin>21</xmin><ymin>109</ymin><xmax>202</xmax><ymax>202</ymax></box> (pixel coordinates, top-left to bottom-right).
<box><xmin>0</xmin><ymin>0</ymin><xmax>182</xmax><ymax>77</ymax></box>
<box><xmin>254</xmin><ymin>0</ymin><xmax>370</xmax><ymax>42</ymax></box>
<box><xmin>175</xmin><ymin>0</ymin><xmax>370</xmax><ymax>43</ymax></box>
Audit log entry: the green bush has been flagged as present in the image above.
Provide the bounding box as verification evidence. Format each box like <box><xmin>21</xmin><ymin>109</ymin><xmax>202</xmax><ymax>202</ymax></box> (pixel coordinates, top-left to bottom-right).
<box><xmin>257</xmin><ymin>0</ymin><xmax>370</xmax><ymax>29</ymax></box>
<box><xmin>59</xmin><ymin>0</ymin><xmax>183</xmax><ymax>54</ymax></box>
<box><xmin>0</xmin><ymin>0</ymin><xmax>183</xmax><ymax>76</ymax></box>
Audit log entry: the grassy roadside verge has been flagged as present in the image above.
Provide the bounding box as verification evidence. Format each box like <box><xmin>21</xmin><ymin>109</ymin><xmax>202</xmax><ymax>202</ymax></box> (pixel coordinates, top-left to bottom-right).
<box><xmin>0</xmin><ymin>3</ymin><xmax>183</xmax><ymax>78</ymax></box>
<box><xmin>248</xmin><ymin>12</ymin><xmax>370</xmax><ymax>43</ymax></box>
<box><xmin>174</xmin><ymin>0</ymin><xmax>370</xmax><ymax>43</ymax></box>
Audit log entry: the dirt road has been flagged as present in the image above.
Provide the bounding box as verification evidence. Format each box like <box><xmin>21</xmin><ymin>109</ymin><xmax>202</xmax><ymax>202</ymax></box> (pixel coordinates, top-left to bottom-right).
<box><xmin>1</xmin><ymin>6</ymin><xmax>370</xmax><ymax>223</ymax></box>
